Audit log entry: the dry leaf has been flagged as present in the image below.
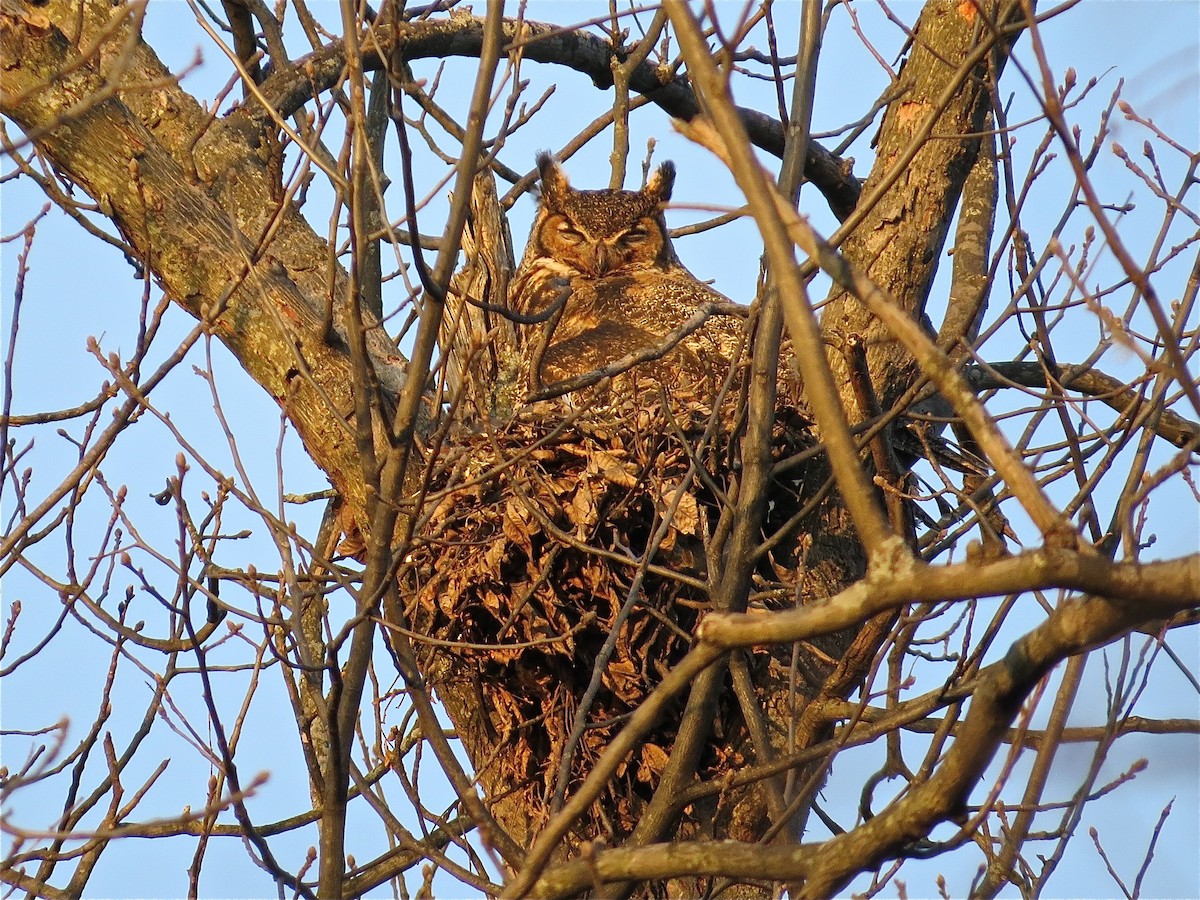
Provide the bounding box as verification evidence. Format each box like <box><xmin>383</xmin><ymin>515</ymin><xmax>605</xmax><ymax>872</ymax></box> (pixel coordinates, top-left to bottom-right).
<box><xmin>660</xmin><ymin>483</ymin><xmax>700</xmax><ymax>535</ymax></box>
<box><xmin>637</xmin><ymin>743</ymin><xmax>670</xmax><ymax>783</ymax></box>
<box><xmin>570</xmin><ymin>479</ymin><xmax>598</xmax><ymax>530</ymax></box>
<box><xmin>589</xmin><ymin>448</ymin><xmax>638</xmax><ymax>487</ymax></box>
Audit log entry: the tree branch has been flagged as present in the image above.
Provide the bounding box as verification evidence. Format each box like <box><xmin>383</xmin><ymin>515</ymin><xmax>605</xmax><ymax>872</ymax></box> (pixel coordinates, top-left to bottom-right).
<box><xmin>699</xmin><ymin>549</ymin><xmax>1199</xmax><ymax>649</ymax></box>
<box><xmin>246</xmin><ymin>13</ymin><xmax>862</xmax><ymax>219</ymax></box>
<box><xmin>965</xmin><ymin>362</ymin><xmax>1200</xmax><ymax>450</ymax></box>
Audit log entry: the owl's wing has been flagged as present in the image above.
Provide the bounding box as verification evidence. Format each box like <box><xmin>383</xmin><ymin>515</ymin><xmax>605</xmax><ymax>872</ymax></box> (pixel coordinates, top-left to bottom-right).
<box><xmin>590</xmin><ymin>270</ymin><xmax>747</xmax><ymax>361</ymax></box>
<box><xmin>541</xmin><ymin>320</ymin><xmax>683</xmax><ymax>382</ymax></box>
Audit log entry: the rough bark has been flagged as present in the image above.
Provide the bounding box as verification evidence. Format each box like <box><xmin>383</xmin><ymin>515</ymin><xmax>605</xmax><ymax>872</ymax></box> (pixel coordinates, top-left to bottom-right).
<box><xmin>821</xmin><ymin>0</ymin><xmax>1024</xmax><ymax>409</ymax></box>
<box><xmin>0</xmin><ymin>0</ymin><xmax>408</xmax><ymax>529</ymax></box>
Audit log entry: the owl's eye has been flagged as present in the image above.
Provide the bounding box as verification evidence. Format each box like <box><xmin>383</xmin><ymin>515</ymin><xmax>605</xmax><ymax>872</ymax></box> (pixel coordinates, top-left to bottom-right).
<box><xmin>555</xmin><ymin>221</ymin><xmax>585</xmax><ymax>244</ymax></box>
<box><xmin>619</xmin><ymin>225</ymin><xmax>649</xmax><ymax>246</ymax></box>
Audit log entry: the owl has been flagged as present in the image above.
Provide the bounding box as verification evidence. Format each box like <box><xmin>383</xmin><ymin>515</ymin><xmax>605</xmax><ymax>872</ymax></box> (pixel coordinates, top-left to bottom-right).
<box><xmin>510</xmin><ymin>153</ymin><xmax>745</xmax><ymax>395</ymax></box>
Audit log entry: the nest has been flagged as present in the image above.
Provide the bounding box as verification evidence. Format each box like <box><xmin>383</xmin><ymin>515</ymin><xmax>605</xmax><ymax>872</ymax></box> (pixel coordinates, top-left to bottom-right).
<box><xmin>402</xmin><ymin>385</ymin><xmax>815</xmax><ymax>842</ymax></box>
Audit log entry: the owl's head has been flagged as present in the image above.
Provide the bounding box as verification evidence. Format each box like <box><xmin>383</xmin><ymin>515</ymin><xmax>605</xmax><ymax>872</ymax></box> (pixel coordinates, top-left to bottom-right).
<box><xmin>529</xmin><ymin>152</ymin><xmax>678</xmax><ymax>277</ymax></box>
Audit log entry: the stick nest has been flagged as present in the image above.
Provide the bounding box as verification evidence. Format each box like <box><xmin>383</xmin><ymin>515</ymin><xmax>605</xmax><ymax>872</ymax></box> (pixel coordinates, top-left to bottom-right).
<box><xmin>402</xmin><ymin>387</ymin><xmax>813</xmax><ymax>841</ymax></box>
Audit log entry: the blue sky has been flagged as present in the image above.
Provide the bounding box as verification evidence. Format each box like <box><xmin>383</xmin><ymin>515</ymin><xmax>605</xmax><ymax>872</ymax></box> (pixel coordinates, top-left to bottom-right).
<box><xmin>2</xmin><ymin>2</ymin><xmax>1198</xmax><ymax>897</ymax></box>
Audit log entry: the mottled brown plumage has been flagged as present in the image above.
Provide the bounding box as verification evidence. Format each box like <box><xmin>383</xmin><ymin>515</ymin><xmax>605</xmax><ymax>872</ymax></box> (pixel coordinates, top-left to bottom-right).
<box><xmin>510</xmin><ymin>154</ymin><xmax>745</xmax><ymax>394</ymax></box>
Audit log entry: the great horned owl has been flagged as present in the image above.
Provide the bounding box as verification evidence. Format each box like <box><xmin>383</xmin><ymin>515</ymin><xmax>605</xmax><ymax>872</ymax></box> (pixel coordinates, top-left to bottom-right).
<box><xmin>510</xmin><ymin>153</ymin><xmax>744</xmax><ymax>394</ymax></box>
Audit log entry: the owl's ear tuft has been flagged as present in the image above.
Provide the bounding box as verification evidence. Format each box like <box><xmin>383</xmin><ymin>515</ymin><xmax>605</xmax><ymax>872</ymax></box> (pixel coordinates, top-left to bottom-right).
<box><xmin>536</xmin><ymin>152</ymin><xmax>570</xmax><ymax>205</ymax></box>
<box><xmin>647</xmin><ymin>161</ymin><xmax>676</xmax><ymax>203</ymax></box>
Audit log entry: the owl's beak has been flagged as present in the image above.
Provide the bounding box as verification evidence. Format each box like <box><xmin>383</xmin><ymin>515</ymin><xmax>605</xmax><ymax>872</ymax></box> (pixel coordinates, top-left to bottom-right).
<box><xmin>585</xmin><ymin>244</ymin><xmax>616</xmax><ymax>276</ymax></box>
